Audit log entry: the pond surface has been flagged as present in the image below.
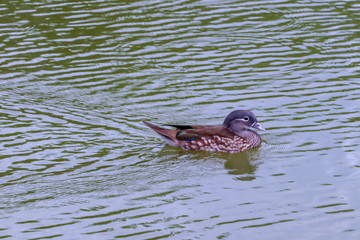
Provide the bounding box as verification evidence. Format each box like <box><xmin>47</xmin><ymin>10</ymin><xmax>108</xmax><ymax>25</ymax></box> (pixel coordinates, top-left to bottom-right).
<box><xmin>1</xmin><ymin>0</ymin><xmax>360</xmax><ymax>239</ymax></box>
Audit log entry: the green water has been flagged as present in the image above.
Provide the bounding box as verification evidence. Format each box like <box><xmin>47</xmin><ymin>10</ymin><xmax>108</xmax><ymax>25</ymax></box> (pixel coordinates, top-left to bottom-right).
<box><xmin>1</xmin><ymin>0</ymin><xmax>360</xmax><ymax>239</ymax></box>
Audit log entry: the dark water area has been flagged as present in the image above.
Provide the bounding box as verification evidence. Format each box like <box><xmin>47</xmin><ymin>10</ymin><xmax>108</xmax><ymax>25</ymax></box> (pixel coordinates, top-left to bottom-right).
<box><xmin>1</xmin><ymin>0</ymin><xmax>360</xmax><ymax>239</ymax></box>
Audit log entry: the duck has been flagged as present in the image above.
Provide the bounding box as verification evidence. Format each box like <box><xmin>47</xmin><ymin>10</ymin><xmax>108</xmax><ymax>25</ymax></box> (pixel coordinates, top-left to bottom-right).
<box><xmin>143</xmin><ymin>110</ymin><xmax>265</xmax><ymax>153</ymax></box>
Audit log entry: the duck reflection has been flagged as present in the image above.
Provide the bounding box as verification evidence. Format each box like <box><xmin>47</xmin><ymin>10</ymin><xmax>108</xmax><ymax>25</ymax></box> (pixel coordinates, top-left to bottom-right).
<box><xmin>224</xmin><ymin>150</ymin><xmax>260</xmax><ymax>181</ymax></box>
<box><xmin>155</xmin><ymin>145</ymin><xmax>261</xmax><ymax>181</ymax></box>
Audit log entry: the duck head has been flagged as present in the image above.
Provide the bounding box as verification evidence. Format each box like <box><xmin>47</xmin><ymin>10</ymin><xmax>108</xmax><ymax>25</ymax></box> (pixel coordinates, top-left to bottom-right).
<box><xmin>222</xmin><ymin>110</ymin><xmax>265</xmax><ymax>132</ymax></box>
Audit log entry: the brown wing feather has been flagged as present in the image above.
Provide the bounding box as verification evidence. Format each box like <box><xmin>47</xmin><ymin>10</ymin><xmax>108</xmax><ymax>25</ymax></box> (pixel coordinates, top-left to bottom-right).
<box><xmin>175</xmin><ymin>126</ymin><xmax>235</xmax><ymax>141</ymax></box>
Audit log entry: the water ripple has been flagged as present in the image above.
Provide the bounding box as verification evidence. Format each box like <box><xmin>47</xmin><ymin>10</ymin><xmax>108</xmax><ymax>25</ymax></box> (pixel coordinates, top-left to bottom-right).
<box><xmin>1</xmin><ymin>0</ymin><xmax>360</xmax><ymax>239</ymax></box>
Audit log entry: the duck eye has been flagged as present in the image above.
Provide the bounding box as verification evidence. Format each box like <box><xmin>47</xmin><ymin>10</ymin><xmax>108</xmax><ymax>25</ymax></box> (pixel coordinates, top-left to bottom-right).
<box><xmin>243</xmin><ymin>116</ymin><xmax>249</xmax><ymax>121</ymax></box>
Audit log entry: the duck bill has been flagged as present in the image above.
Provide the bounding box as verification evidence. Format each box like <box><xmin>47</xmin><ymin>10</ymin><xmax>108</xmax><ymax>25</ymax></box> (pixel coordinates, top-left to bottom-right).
<box><xmin>252</xmin><ymin>122</ymin><xmax>265</xmax><ymax>131</ymax></box>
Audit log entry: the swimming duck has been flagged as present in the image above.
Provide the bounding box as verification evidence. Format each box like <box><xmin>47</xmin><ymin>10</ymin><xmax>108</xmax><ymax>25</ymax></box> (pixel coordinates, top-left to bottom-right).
<box><xmin>143</xmin><ymin>110</ymin><xmax>265</xmax><ymax>153</ymax></box>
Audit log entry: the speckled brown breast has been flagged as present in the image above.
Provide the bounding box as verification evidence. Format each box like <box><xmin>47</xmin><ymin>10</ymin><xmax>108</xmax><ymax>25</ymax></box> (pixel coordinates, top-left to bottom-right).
<box><xmin>181</xmin><ymin>135</ymin><xmax>253</xmax><ymax>153</ymax></box>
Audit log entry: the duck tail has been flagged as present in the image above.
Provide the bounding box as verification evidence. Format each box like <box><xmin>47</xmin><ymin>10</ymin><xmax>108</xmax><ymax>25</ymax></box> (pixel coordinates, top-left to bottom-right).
<box><xmin>143</xmin><ymin>121</ymin><xmax>179</xmax><ymax>147</ymax></box>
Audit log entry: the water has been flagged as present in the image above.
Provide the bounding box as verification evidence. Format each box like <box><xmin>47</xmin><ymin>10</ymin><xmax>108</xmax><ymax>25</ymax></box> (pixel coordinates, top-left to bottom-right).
<box><xmin>1</xmin><ymin>0</ymin><xmax>360</xmax><ymax>239</ymax></box>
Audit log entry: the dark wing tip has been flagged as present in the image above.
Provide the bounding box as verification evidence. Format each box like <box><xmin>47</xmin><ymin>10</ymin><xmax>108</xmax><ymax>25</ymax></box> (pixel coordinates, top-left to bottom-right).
<box><xmin>166</xmin><ymin>124</ymin><xmax>194</xmax><ymax>130</ymax></box>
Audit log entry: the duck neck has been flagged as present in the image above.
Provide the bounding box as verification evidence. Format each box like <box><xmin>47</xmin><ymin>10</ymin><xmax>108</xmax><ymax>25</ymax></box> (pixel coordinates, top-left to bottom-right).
<box><xmin>228</xmin><ymin>123</ymin><xmax>261</xmax><ymax>147</ymax></box>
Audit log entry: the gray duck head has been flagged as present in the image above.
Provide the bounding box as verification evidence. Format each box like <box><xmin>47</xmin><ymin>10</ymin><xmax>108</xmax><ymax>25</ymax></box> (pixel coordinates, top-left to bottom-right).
<box><xmin>222</xmin><ymin>110</ymin><xmax>265</xmax><ymax>133</ymax></box>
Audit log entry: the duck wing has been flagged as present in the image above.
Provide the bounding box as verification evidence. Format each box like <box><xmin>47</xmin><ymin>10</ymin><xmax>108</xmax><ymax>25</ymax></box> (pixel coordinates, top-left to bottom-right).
<box><xmin>175</xmin><ymin>126</ymin><xmax>235</xmax><ymax>141</ymax></box>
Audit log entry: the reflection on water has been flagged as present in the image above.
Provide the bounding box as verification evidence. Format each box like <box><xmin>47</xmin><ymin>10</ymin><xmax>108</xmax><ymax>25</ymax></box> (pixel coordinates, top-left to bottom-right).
<box><xmin>1</xmin><ymin>0</ymin><xmax>360</xmax><ymax>239</ymax></box>
<box><xmin>225</xmin><ymin>151</ymin><xmax>259</xmax><ymax>178</ymax></box>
